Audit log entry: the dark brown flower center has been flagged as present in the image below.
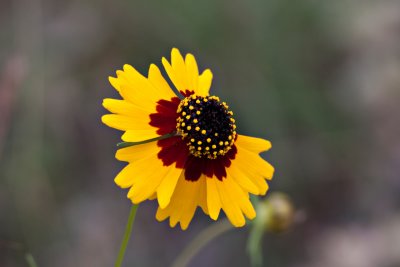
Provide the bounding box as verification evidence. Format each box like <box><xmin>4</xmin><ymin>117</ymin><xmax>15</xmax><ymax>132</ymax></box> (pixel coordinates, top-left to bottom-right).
<box><xmin>176</xmin><ymin>95</ymin><xmax>237</xmax><ymax>159</ymax></box>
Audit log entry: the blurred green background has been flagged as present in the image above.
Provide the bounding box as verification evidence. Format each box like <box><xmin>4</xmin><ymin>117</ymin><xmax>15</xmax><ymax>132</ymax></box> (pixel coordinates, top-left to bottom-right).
<box><xmin>1</xmin><ymin>0</ymin><xmax>400</xmax><ymax>266</ymax></box>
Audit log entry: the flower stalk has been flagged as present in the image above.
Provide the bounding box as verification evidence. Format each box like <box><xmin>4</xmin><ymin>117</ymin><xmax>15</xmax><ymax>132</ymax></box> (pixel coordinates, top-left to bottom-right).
<box><xmin>117</xmin><ymin>133</ymin><xmax>175</xmax><ymax>148</ymax></box>
<box><xmin>172</xmin><ymin>219</ymin><xmax>232</xmax><ymax>267</ymax></box>
<box><xmin>114</xmin><ymin>205</ymin><xmax>138</xmax><ymax>267</ymax></box>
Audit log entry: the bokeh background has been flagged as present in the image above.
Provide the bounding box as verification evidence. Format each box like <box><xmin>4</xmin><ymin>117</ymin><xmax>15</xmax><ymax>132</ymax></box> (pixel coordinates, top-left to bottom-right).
<box><xmin>1</xmin><ymin>0</ymin><xmax>400</xmax><ymax>266</ymax></box>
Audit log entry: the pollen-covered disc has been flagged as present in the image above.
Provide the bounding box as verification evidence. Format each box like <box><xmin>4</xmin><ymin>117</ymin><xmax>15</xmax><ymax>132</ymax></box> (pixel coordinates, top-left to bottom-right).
<box><xmin>176</xmin><ymin>95</ymin><xmax>237</xmax><ymax>159</ymax></box>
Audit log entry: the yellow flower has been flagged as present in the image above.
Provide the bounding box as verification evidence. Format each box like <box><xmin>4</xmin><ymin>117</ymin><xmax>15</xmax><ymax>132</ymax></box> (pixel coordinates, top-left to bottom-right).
<box><xmin>102</xmin><ymin>48</ymin><xmax>274</xmax><ymax>230</ymax></box>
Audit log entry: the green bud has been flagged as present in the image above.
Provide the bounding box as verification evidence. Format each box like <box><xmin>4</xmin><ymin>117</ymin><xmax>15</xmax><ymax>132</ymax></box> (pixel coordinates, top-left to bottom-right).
<box><xmin>262</xmin><ymin>193</ymin><xmax>295</xmax><ymax>233</ymax></box>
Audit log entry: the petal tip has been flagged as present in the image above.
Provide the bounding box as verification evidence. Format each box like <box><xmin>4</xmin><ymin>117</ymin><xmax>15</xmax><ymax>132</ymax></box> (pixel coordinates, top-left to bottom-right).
<box><xmin>185</xmin><ymin>53</ymin><xmax>195</xmax><ymax>61</ymax></box>
<box><xmin>157</xmin><ymin>197</ymin><xmax>170</xmax><ymax>210</ymax></box>
<box><xmin>113</xmin><ymin>176</ymin><xmax>125</xmax><ymax>188</ymax></box>
<box><xmin>155</xmin><ymin>210</ymin><xmax>166</xmax><ymax>222</ymax></box>
<box><xmin>101</xmin><ymin>114</ymin><xmax>109</xmax><ymax>124</ymax></box>
<box><xmin>169</xmin><ymin>218</ymin><xmax>179</xmax><ymax>228</ymax></box>
<box><xmin>209</xmin><ymin>210</ymin><xmax>220</xmax><ymax>221</ymax></box>
<box><xmin>101</xmin><ymin>99</ymin><xmax>108</xmax><ymax>107</ymax></box>
<box><xmin>180</xmin><ymin>222</ymin><xmax>189</xmax><ymax>231</ymax></box>
<box><xmin>161</xmin><ymin>57</ymin><xmax>170</xmax><ymax>65</ymax></box>
<box><xmin>108</xmin><ymin>76</ymin><xmax>120</xmax><ymax>91</ymax></box>
<box><xmin>123</xmin><ymin>64</ymin><xmax>133</xmax><ymax>72</ymax></box>
<box><xmin>171</xmin><ymin>47</ymin><xmax>180</xmax><ymax>55</ymax></box>
<box><xmin>148</xmin><ymin>63</ymin><xmax>157</xmax><ymax>72</ymax></box>
<box><xmin>203</xmin><ymin>68</ymin><xmax>213</xmax><ymax>76</ymax></box>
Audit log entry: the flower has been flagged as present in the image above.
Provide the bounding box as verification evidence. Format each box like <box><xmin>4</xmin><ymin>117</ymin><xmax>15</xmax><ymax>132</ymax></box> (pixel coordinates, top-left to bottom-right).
<box><xmin>102</xmin><ymin>48</ymin><xmax>274</xmax><ymax>230</ymax></box>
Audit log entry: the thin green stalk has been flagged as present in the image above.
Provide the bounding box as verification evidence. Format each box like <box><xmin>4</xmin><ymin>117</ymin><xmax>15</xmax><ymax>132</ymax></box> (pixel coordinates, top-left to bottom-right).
<box><xmin>0</xmin><ymin>241</ymin><xmax>39</xmax><ymax>267</ymax></box>
<box><xmin>114</xmin><ymin>205</ymin><xmax>138</xmax><ymax>267</ymax></box>
<box><xmin>172</xmin><ymin>219</ymin><xmax>232</xmax><ymax>267</ymax></box>
<box><xmin>117</xmin><ymin>133</ymin><xmax>175</xmax><ymax>148</ymax></box>
<box><xmin>25</xmin><ymin>253</ymin><xmax>38</xmax><ymax>267</ymax></box>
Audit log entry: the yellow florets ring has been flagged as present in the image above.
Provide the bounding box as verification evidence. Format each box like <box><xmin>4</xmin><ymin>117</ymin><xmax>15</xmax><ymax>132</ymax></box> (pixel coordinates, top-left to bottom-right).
<box><xmin>176</xmin><ymin>94</ymin><xmax>237</xmax><ymax>159</ymax></box>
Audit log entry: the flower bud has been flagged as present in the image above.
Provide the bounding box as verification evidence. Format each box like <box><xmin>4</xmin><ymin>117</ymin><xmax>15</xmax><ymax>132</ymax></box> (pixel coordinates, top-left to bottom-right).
<box><xmin>261</xmin><ymin>193</ymin><xmax>295</xmax><ymax>232</ymax></box>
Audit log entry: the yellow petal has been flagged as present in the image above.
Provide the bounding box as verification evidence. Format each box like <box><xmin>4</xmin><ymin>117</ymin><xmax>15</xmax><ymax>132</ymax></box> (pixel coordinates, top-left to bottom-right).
<box><xmin>206</xmin><ymin>177</ymin><xmax>222</xmax><ymax>220</ymax></box>
<box><xmin>226</xmin><ymin>167</ymin><xmax>260</xmax><ymax>195</ymax></box>
<box><xmin>162</xmin><ymin>57</ymin><xmax>184</xmax><ymax>92</ymax></box>
<box><xmin>197</xmin><ymin>69</ymin><xmax>213</xmax><ymax>96</ymax></box>
<box><xmin>116</xmin><ymin>69</ymin><xmax>158</xmax><ymax>111</ymax></box>
<box><xmin>215</xmin><ymin>179</ymin><xmax>245</xmax><ymax>227</ymax></box>
<box><xmin>224</xmin><ymin>177</ymin><xmax>256</xmax><ymax>220</ymax></box>
<box><xmin>102</xmin><ymin>98</ymin><xmax>151</xmax><ymax>118</ymax></box>
<box><xmin>155</xmin><ymin>204</ymin><xmax>169</xmax><ymax>222</ymax></box>
<box><xmin>112</xmin><ymin>71</ymin><xmax>151</xmax><ymax>111</ymax></box>
<box><xmin>109</xmin><ymin>76</ymin><xmax>120</xmax><ymax>92</ymax></box>
<box><xmin>185</xmin><ymin>53</ymin><xmax>199</xmax><ymax>92</ymax></box>
<box><xmin>230</xmin><ymin>156</ymin><xmax>270</xmax><ymax>195</ymax></box>
<box><xmin>101</xmin><ymin>114</ymin><xmax>152</xmax><ymax>131</ymax></box>
<box><xmin>121</xmin><ymin>130</ymin><xmax>160</xmax><ymax>142</ymax></box>
<box><xmin>157</xmin><ymin>167</ymin><xmax>183</xmax><ymax>209</ymax></box>
<box><xmin>115</xmin><ymin>141</ymin><xmax>160</xmax><ymax>162</ymax></box>
<box><xmin>171</xmin><ymin>48</ymin><xmax>188</xmax><ymax>90</ymax></box>
<box><xmin>148</xmin><ymin>64</ymin><xmax>177</xmax><ymax>100</ymax></box>
<box><xmin>197</xmin><ymin>175</ymin><xmax>209</xmax><ymax>215</ymax></box>
<box><xmin>180</xmin><ymin>205</ymin><xmax>196</xmax><ymax>230</ymax></box>
<box><xmin>127</xmin><ymin>156</ymin><xmax>170</xmax><ymax>204</ymax></box>
<box><xmin>156</xmin><ymin>175</ymin><xmax>206</xmax><ymax>230</ymax></box>
<box><xmin>162</xmin><ymin>48</ymin><xmax>212</xmax><ymax>96</ymax></box>
<box><xmin>109</xmin><ymin>63</ymin><xmax>177</xmax><ymax>113</ymax></box>
<box><xmin>182</xmin><ymin>176</ymin><xmax>207</xmax><ymax>227</ymax></box>
<box><xmin>115</xmin><ymin>150</ymin><xmax>160</xmax><ymax>189</ymax></box>
<box><xmin>236</xmin><ymin>134</ymin><xmax>272</xmax><ymax>153</ymax></box>
<box><xmin>235</xmin><ymin>145</ymin><xmax>274</xmax><ymax>180</ymax></box>
<box><xmin>149</xmin><ymin>193</ymin><xmax>157</xmax><ymax>200</ymax></box>
<box><xmin>114</xmin><ymin>163</ymin><xmax>136</xmax><ymax>188</ymax></box>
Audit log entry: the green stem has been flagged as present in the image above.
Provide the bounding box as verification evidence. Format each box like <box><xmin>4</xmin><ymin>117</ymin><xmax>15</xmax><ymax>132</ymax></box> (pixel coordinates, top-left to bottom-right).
<box><xmin>25</xmin><ymin>253</ymin><xmax>38</xmax><ymax>267</ymax></box>
<box><xmin>117</xmin><ymin>133</ymin><xmax>175</xmax><ymax>148</ymax></box>
<box><xmin>172</xmin><ymin>219</ymin><xmax>232</xmax><ymax>267</ymax></box>
<box><xmin>114</xmin><ymin>205</ymin><xmax>138</xmax><ymax>267</ymax></box>
<box><xmin>247</xmin><ymin>223</ymin><xmax>264</xmax><ymax>267</ymax></box>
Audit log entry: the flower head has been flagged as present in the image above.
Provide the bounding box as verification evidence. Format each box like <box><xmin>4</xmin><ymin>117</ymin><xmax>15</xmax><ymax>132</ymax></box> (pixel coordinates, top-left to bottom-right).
<box><xmin>102</xmin><ymin>48</ymin><xmax>274</xmax><ymax>230</ymax></box>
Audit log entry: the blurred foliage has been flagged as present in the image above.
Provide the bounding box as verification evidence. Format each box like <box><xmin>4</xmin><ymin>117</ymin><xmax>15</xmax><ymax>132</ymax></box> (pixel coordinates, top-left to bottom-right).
<box><xmin>1</xmin><ymin>0</ymin><xmax>400</xmax><ymax>266</ymax></box>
